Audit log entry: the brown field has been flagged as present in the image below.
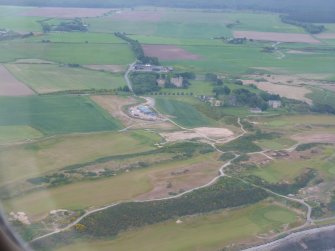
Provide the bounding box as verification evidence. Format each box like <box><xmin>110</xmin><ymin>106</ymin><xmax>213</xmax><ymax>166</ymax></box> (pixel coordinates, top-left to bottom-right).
<box><xmin>21</xmin><ymin>7</ymin><xmax>112</xmax><ymax>18</ymax></box>
<box><xmin>291</xmin><ymin>133</ymin><xmax>335</xmax><ymax>144</ymax></box>
<box><xmin>316</xmin><ymin>33</ymin><xmax>335</xmax><ymax>39</ymax></box>
<box><xmin>112</xmin><ymin>10</ymin><xmax>164</xmax><ymax>22</ymax></box>
<box><xmin>161</xmin><ymin>127</ymin><xmax>234</xmax><ymax>142</ymax></box>
<box><xmin>0</xmin><ymin>65</ymin><xmax>34</xmax><ymax>96</ymax></box>
<box><xmin>142</xmin><ymin>45</ymin><xmax>201</xmax><ymax>61</ymax></box>
<box><xmin>136</xmin><ymin>153</ymin><xmax>222</xmax><ymax>200</ymax></box>
<box><xmin>91</xmin><ymin>95</ymin><xmax>176</xmax><ymax>130</ymax></box>
<box><xmin>84</xmin><ymin>65</ymin><xmax>126</xmax><ymax>73</ymax></box>
<box><xmin>243</xmin><ymin>75</ymin><xmax>316</xmax><ymax>104</ymax></box>
<box><xmin>234</xmin><ymin>31</ymin><xmax>321</xmax><ymax>44</ymax></box>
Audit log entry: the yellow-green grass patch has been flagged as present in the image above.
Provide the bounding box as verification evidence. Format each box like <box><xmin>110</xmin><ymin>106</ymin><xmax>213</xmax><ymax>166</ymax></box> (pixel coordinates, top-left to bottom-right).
<box><xmin>0</xmin><ymin>126</ymin><xmax>43</xmax><ymax>143</ymax></box>
<box><xmin>54</xmin><ymin>202</ymin><xmax>299</xmax><ymax>251</ymax></box>
<box><xmin>5</xmin><ymin>64</ymin><xmax>126</xmax><ymax>94</ymax></box>
<box><xmin>0</xmin><ymin>130</ymin><xmax>161</xmax><ymax>186</ymax></box>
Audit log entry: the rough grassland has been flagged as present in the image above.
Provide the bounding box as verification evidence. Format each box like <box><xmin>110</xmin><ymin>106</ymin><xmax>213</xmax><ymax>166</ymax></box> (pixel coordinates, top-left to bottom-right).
<box><xmin>0</xmin><ymin>130</ymin><xmax>160</xmax><ymax>186</ymax></box>
<box><xmin>0</xmin><ymin>126</ymin><xmax>43</xmax><ymax>143</ymax></box>
<box><xmin>155</xmin><ymin>97</ymin><xmax>216</xmax><ymax>128</ymax></box>
<box><xmin>5</xmin><ymin>64</ymin><xmax>126</xmax><ymax>93</ymax></box>
<box><xmin>0</xmin><ymin>41</ymin><xmax>135</xmax><ymax>65</ymax></box>
<box><xmin>4</xmin><ymin>153</ymin><xmax>216</xmax><ymax>218</ymax></box>
<box><xmin>54</xmin><ymin>203</ymin><xmax>298</xmax><ymax>251</ymax></box>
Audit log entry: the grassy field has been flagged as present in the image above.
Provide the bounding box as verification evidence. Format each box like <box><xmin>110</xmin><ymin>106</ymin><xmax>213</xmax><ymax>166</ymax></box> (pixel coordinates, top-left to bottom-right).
<box><xmin>4</xmin><ymin>153</ymin><xmax>218</xmax><ymax>218</ymax></box>
<box><xmin>6</xmin><ymin>64</ymin><xmax>126</xmax><ymax>93</ymax></box>
<box><xmin>249</xmin><ymin>146</ymin><xmax>335</xmax><ymax>183</ymax></box>
<box><xmin>53</xmin><ymin>202</ymin><xmax>298</xmax><ymax>251</ymax></box>
<box><xmin>0</xmin><ymin>126</ymin><xmax>43</xmax><ymax>143</ymax></box>
<box><xmin>0</xmin><ymin>130</ymin><xmax>161</xmax><ymax>186</ymax></box>
<box><xmin>256</xmin><ymin>138</ymin><xmax>297</xmax><ymax>151</ymax></box>
<box><xmin>26</xmin><ymin>32</ymin><xmax>126</xmax><ymax>44</ymax></box>
<box><xmin>0</xmin><ymin>95</ymin><xmax>122</xmax><ymax>134</ymax></box>
<box><xmin>85</xmin><ymin>9</ymin><xmax>303</xmax><ymax>38</ymax></box>
<box><xmin>161</xmin><ymin>42</ymin><xmax>335</xmax><ymax>75</ymax></box>
<box><xmin>155</xmin><ymin>97</ymin><xmax>216</xmax><ymax>128</ymax></box>
<box><xmin>0</xmin><ymin>41</ymin><xmax>134</xmax><ymax>65</ymax></box>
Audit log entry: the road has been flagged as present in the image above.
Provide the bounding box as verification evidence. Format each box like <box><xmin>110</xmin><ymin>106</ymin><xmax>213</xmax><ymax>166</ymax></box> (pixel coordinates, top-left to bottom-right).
<box><xmin>124</xmin><ymin>61</ymin><xmax>136</xmax><ymax>94</ymax></box>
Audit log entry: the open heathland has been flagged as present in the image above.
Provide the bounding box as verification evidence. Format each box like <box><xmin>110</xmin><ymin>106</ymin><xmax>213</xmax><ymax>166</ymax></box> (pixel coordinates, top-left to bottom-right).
<box><xmin>0</xmin><ymin>64</ymin><xmax>34</xmax><ymax>96</ymax></box>
<box><xmin>0</xmin><ymin>95</ymin><xmax>122</xmax><ymax>134</ymax></box>
<box><xmin>5</xmin><ymin>64</ymin><xmax>126</xmax><ymax>93</ymax></box>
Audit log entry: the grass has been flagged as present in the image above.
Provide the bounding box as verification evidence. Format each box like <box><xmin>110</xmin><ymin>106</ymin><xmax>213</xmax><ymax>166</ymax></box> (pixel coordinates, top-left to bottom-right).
<box><xmin>26</xmin><ymin>32</ymin><xmax>126</xmax><ymax>44</ymax></box>
<box><xmin>155</xmin><ymin>97</ymin><xmax>216</xmax><ymax>128</ymax></box>
<box><xmin>53</xmin><ymin>202</ymin><xmax>298</xmax><ymax>251</ymax></box>
<box><xmin>0</xmin><ymin>40</ymin><xmax>135</xmax><ymax>65</ymax></box>
<box><xmin>0</xmin><ymin>126</ymin><xmax>43</xmax><ymax>143</ymax></box>
<box><xmin>256</xmin><ymin>138</ymin><xmax>296</xmax><ymax>151</ymax></box>
<box><xmin>249</xmin><ymin>146</ymin><xmax>335</xmax><ymax>183</ymax></box>
<box><xmin>0</xmin><ymin>130</ymin><xmax>161</xmax><ymax>186</ymax></box>
<box><xmin>5</xmin><ymin>64</ymin><xmax>126</xmax><ymax>93</ymax></box>
<box><xmin>4</xmin><ymin>153</ymin><xmax>218</xmax><ymax>218</ymax></box>
<box><xmin>0</xmin><ymin>95</ymin><xmax>122</xmax><ymax>135</ymax></box>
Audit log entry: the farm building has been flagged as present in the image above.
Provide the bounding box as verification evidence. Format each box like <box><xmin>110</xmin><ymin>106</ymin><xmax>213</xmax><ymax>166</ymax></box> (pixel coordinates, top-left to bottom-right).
<box><xmin>268</xmin><ymin>100</ymin><xmax>282</xmax><ymax>109</ymax></box>
<box><xmin>171</xmin><ymin>76</ymin><xmax>184</xmax><ymax>88</ymax></box>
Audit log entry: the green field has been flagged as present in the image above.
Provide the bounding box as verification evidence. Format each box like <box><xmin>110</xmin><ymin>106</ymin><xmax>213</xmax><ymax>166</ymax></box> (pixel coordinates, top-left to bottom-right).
<box><xmin>54</xmin><ymin>202</ymin><xmax>298</xmax><ymax>251</ymax></box>
<box><xmin>256</xmin><ymin>137</ymin><xmax>297</xmax><ymax>151</ymax></box>
<box><xmin>26</xmin><ymin>32</ymin><xmax>127</xmax><ymax>44</ymax></box>
<box><xmin>6</xmin><ymin>64</ymin><xmax>126</xmax><ymax>93</ymax></box>
<box><xmin>155</xmin><ymin>97</ymin><xmax>216</xmax><ymax>128</ymax></box>
<box><xmin>0</xmin><ymin>126</ymin><xmax>43</xmax><ymax>143</ymax></box>
<box><xmin>0</xmin><ymin>40</ymin><xmax>134</xmax><ymax>65</ymax></box>
<box><xmin>0</xmin><ymin>95</ymin><xmax>122</xmax><ymax>134</ymax></box>
<box><xmin>0</xmin><ymin>130</ymin><xmax>161</xmax><ymax>186</ymax></box>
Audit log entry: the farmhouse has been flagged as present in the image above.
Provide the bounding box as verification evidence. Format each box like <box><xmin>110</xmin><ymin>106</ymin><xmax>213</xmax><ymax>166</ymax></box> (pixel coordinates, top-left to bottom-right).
<box><xmin>170</xmin><ymin>76</ymin><xmax>184</xmax><ymax>88</ymax></box>
<box><xmin>133</xmin><ymin>64</ymin><xmax>173</xmax><ymax>73</ymax></box>
<box><xmin>268</xmin><ymin>100</ymin><xmax>282</xmax><ymax>109</ymax></box>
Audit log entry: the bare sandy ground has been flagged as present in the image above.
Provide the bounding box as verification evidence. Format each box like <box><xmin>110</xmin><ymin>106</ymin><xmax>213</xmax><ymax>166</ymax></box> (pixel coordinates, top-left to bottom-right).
<box><xmin>84</xmin><ymin>65</ymin><xmax>126</xmax><ymax>73</ymax></box>
<box><xmin>291</xmin><ymin>133</ymin><xmax>335</xmax><ymax>144</ymax></box>
<box><xmin>0</xmin><ymin>65</ymin><xmax>34</xmax><ymax>96</ymax></box>
<box><xmin>243</xmin><ymin>74</ymin><xmax>315</xmax><ymax>104</ymax></box>
<box><xmin>161</xmin><ymin>127</ymin><xmax>234</xmax><ymax>142</ymax></box>
<box><xmin>143</xmin><ymin>45</ymin><xmax>202</xmax><ymax>60</ymax></box>
<box><xmin>21</xmin><ymin>7</ymin><xmax>112</xmax><ymax>18</ymax></box>
<box><xmin>234</xmin><ymin>31</ymin><xmax>321</xmax><ymax>44</ymax></box>
<box><xmin>13</xmin><ymin>59</ymin><xmax>55</xmax><ymax>65</ymax></box>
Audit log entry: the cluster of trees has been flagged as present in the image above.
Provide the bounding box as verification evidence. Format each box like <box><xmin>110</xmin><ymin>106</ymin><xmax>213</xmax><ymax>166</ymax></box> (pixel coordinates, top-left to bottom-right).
<box><xmin>311</xmin><ymin>103</ymin><xmax>335</xmax><ymax>115</ymax></box>
<box><xmin>41</xmin><ymin>18</ymin><xmax>87</xmax><ymax>33</ymax></box>
<box><xmin>78</xmin><ymin>177</ymin><xmax>268</xmax><ymax>237</ymax></box>
<box><xmin>232</xmin><ymin>89</ymin><xmax>269</xmax><ymax>110</ymax></box>
<box><xmin>280</xmin><ymin>15</ymin><xmax>325</xmax><ymax>34</ymax></box>
<box><xmin>115</xmin><ymin>32</ymin><xmax>159</xmax><ymax>65</ymax></box>
<box><xmin>129</xmin><ymin>72</ymin><xmax>160</xmax><ymax>94</ymax></box>
<box><xmin>0</xmin><ymin>29</ymin><xmax>33</xmax><ymax>41</ymax></box>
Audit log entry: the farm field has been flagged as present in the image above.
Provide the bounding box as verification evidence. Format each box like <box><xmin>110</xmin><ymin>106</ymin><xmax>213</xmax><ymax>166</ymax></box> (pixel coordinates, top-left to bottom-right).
<box><xmin>53</xmin><ymin>202</ymin><xmax>300</xmax><ymax>251</ymax></box>
<box><xmin>20</xmin><ymin>7</ymin><xmax>112</xmax><ymax>18</ymax></box>
<box><xmin>155</xmin><ymin>97</ymin><xmax>216</xmax><ymax>128</ymax></box>
<box><xmin>5</xmin><ymin>64</ymin><xmax>126</xmax><ymax>93</ymax></box>
<box><xmin>0</xmin><ymin>41</ymin><xmax>135</xmax><ymax>65</ymax></box>
<box><xmin>4</xmin><ymin>152</ymin><xmax>219</xmax><ymax>218</ymax></box>
<box><xmin>0</xmin><ymin>130</ymin><xmax>160</xmax><ymax>186</ymax></box>
<box><xmin>0</xmin><ymin>126</ymin><xmax>43</xmax><ymax>143</ymax></box>
<box><xmin>0</xmin><ymin>95</ymin><xmax>122</xmax><ymax>134</ymax></box>
<box><xmin>0</xmin><ymin>64</ymin><xmax>35</xmax><ymax>96</ymax></box>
